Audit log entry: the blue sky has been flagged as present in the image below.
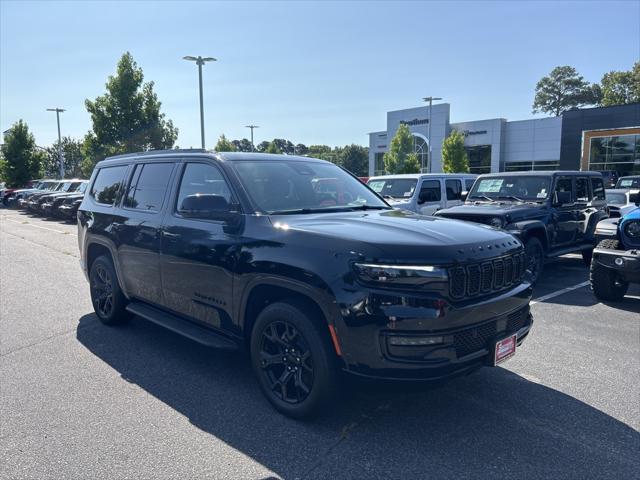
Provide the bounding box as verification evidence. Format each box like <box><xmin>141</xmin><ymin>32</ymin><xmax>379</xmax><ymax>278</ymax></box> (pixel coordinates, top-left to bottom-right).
<box><xmin>1</xmin><ymin>0</ymin><xmax>638</xmax><ymax>149</ymax></box>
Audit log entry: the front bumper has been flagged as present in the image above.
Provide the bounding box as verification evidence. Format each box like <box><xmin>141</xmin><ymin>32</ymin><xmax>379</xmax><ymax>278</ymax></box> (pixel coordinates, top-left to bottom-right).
<box><xmin>334</xmin><ymin>281</ymin><xmax>533</xmax><ymax>381</ymax></box>
<box><xmin>592</xmin><ymin>246</ymin><xmax>640</xmax><ymax>282</ymax></box>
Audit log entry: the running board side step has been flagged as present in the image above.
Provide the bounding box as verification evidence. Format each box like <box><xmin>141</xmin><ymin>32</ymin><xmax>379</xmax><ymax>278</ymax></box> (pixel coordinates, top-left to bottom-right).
<box><xmin>546</xmin><ymin>243</ymin><xmax>594</xmax><ymax>258</ymax></box>
<box><xmin>126</xmin><ymin>301</ymin><xmax>239</xmax><ymax>350</ymax></box>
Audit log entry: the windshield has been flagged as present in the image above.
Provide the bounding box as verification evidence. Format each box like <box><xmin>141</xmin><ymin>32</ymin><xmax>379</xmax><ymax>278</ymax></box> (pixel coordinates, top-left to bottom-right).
<box><xmin>367</xmin><ymin>178</ymin><xmax>418</xmax><ymax>199</ymax></box>
<box><xmin>616</xmin><ymin>177</ymin><xmax>640</xmax><ymax>189</ymax></box>
<box><xmin>469</xmin><ymin>176</ymin><xmax>552</xmax><ymax>201</ymax></box>
<box><xmin>78</xmin><ymin>182</ymin><xmax>88</xmax><ymax>193</ymax></box>
<box><xmin>606</xmin><ymin>192</ymin><xmax>627</xmax><ymax>205</ymax></box>
<box><xmin>231</xmin><ymin>160</ymin><xmax>389</xmax><ymax>214</ymax></box>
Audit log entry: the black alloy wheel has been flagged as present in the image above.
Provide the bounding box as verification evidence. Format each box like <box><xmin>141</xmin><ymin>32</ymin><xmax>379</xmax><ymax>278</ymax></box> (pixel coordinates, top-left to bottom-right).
<box><xmin>260</xmin><ymin>320</ymin><xmax>314</xmax><ymax>404</ymax></box>
<box><xmin>91</xmin><ymin>263</ymin><xmax>114</xmax><ymax>318</ymax></box>
<box><xmin>89</xmin><ymin>255</ymin><xmax>131</xmax><ymax>325</ymax></box>
<box><xmin>524</xmin><ymin>237</ymin><xmax>544</xmax><ymax>284</ymax></box>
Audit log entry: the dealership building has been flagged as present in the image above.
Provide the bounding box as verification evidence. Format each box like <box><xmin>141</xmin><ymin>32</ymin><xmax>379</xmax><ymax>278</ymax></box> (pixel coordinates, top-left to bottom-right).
<box><xmin>368</xmin><ymin>102</ymin><xmax>640</xmax><ymax>177</ymax></box>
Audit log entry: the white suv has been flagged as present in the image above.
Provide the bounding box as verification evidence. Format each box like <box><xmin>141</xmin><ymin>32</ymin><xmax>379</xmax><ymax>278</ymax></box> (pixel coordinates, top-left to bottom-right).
<box><xmin>368</xmin><ymin>173</ymin><xmax>478</xmax><ymax>216</ymax></box>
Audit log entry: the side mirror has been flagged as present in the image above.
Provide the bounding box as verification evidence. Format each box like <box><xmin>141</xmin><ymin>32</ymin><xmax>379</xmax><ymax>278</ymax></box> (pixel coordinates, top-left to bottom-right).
<box><xmin>179</xmin><ymin>194</ymin><xmax>238</xmax><ymax>221</ymax></box>
<box><xmin>553</xmin><ymin>191</ymin><xmax>572</xmax><ymax>206</ymax></box>
<box><xmin>461</xmin><ymin>191</ymin><xmax>468</xmax><ymax>202</ymax></box>
<box><xmin>630</xmin><ymin>191</ymin><xmax>640</xmax><ymax>206</ymax></box>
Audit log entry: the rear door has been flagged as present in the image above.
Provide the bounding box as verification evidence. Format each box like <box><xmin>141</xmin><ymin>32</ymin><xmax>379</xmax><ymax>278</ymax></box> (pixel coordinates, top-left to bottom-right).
<box><xmin>417</xmin><ymin>179</ymin><xmax>444</xmax><ymax>215</ymax></box>
<box><xmin>116</xmin><ymin>161</ymin><xmax>176</xmax><ymax>306</ymax></box>
<box><xmin>574</xmin><ymin>176</ymin><xmax>592</xmax><ymax>242</ymax></box>
<box><xmin>160</xmin><ymin>161</ymin><xmax>239</xmax><ymax>330</ymax></box>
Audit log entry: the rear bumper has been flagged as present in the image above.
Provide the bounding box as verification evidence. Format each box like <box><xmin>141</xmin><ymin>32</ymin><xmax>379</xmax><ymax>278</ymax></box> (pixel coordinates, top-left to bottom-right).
<box><xmin>335</xmin><ymin>281</ymin><xmax>533</xmax><ymax>381</ymax></box>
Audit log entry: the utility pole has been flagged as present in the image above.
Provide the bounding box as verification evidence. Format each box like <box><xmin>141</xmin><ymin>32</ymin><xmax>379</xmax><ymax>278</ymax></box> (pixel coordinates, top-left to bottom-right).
<box><xmin>422</xmin><ymin>96</ymin><xmax>442</xmax><ymax>173</ymax></box>
<box><xmin>46</xmin><ymin>108</ymin><xmax>65</xmax><ymax>178</ymax></box>
<box><xmin>245</xmin><ymin>125</ymin><xmax>259</xmax><ymax>151</ymax></box>
<box><xmin>183</xmin><ymin>55</ymin><xmax>217</xmax><ymax>149</ymax></box>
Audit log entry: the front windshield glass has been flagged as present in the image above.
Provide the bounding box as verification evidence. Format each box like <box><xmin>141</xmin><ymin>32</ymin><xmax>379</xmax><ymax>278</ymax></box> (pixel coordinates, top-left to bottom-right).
<box><xmin>54</xmin><ymin>183</ymin><xmax>64</xmax><ymax>191</ymax></box>
<box><xmin>606</xmin><ymin>192</ymin><xmax>627</xmax><ymax>205</ymax></box>
<box><xmin>61</xmin><ymin>182</ymin><xmax>74</xmax><ymax>192</ymax></box>
<box><xmin>78</xmin><ymin>182</ymin><xmax>88</xmax><ymax>193</ymax></box>
<box><xmin>231</xmin><ymin>160</ymin><xmax>389</xmax><ymax>214</ymax></box>
<box><xmin>367</xmin><ymin>178</ymin><xmax>418</xmax><ymax>199</ymax></box>
<box><xmin>469</xmin><ymin>176</ymin><xmax>552</xmax><ymax>201</ymax></box>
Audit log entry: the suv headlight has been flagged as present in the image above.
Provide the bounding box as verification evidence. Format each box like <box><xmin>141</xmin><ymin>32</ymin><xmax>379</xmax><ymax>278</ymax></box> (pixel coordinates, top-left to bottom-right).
<box><xmin>624</xmin><ymin>221</ymin><xmax>640</xmax><ymax>238</ymax></box>
<box><xmin>353</xmin><ymin>263</ymin><xmax>447</xmax><ymax>288</ymax></box>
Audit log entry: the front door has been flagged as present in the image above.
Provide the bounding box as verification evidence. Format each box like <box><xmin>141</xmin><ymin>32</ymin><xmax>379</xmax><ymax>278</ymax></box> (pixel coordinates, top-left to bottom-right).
<box><xmin>116</xmin><ymin>161</ymin><xmax>176</xmax><ymax>306</ymax></box>
<box><xmin>160</xmin><ymin>161</ymin><xmax>238</xmax><ymax>331</ymax></box>
<box><xmin>550</xmin><ymin>176</ymin><xmax>578</xmax><ymax>247</ymax></box>
<box><xmin>417</xmin><ymin>179</ymin><xmax>444</xmax><ymax>215</ymax></box>
<box><xmin>445</xmin><ymin>178</ymin><xmax>464</xmax><ymax>209</ymax></box>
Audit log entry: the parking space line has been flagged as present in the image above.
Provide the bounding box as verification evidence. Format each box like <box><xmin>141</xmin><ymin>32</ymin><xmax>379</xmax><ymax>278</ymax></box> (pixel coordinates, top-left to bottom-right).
<box><xmin>531</xmin><ymin>281</ymin><xmax>590</xmax><ymax>305</ymax></box>
<box><xmin>2</xmin><ymin>216</ymin><xmax>70</xmax><ymax>234</ymax></box>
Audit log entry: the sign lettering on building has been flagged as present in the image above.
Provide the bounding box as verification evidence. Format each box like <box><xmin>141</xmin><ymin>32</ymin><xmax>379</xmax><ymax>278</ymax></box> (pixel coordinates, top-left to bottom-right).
<box><xmin>400</xmin><ymin>118</ymin><xmax>429</xmax><ymax>126</ymax></box>
<box><xmin>463</xmin><ymin>130</ymin><xmax>488</xmax><ymax>136</ymax></box>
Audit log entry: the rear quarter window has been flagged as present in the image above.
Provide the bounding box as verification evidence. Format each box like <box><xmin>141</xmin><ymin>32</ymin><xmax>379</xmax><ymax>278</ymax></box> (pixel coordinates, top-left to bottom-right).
<box><xmin>90</xmin><ymin>165</ymin><xmax>127</xmax><ymax>205</ymax></box>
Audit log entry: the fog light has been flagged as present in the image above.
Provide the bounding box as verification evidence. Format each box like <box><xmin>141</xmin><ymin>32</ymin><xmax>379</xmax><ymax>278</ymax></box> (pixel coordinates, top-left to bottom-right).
<box><xmin>388</xmin><ymin>336</ymin><xmax>443</xmax><ymax>346</ymax></box>
<box><xmin>614</xmin><ymin>257</ymin><xmax>624</xmax><ymax>266</ymax></box>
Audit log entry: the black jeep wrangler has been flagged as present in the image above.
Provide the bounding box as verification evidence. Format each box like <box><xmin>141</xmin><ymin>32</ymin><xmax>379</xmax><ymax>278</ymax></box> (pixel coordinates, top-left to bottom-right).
<box><xmin>78</xmin><ymin>150</ymin><xmax>533</xmax><ymax>418</ymax></box>
<box><xmin>436</xmin><ymin>171</ymin><xmax>608</xmax><ymax>283</ymax></box>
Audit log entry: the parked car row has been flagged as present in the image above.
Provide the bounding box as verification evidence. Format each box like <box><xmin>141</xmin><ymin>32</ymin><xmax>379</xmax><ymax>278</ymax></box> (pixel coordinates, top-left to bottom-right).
<box><xmin>2</xmin><ymin>178</ymin><xmax>88</xmax><ymax>220</ymax></box>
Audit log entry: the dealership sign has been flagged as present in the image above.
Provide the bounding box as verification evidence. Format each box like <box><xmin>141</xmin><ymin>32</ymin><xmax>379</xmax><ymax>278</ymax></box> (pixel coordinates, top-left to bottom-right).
<box><xmin>463</xmin><ymin>130</ymin><xmax>488</xmax><ymax>136</ymax></box>
<box><xmin>400</xmin><ymin>118</ymin><xmax>429</xmax><ymax>126</ymax></box>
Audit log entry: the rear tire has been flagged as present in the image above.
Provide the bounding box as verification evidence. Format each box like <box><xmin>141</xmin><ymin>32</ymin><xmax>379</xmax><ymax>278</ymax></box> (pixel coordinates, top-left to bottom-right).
<box><xmin>590</xmin><ymin>240</ymin><xmax>629</xmax><ymax>302</ymax></box>
<box><xmin>89</xmin><ymin>255</ymin><xmax>131</xmax><ymax>325</ymax></box>
<box><xmin>524</xmin><ymin>237</ymin><xmax>544</xmax><ymax>284</ymax></box>
<box><xmin>250</xmin><ymin>300</ymin><xmax>339</xmax><ymax>419</ymax></box>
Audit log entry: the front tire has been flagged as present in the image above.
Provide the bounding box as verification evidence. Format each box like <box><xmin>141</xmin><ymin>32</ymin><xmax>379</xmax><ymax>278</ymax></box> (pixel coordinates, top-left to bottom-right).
<box><xmin>524</xmin><ymin>237</ymin><xmax>544</xmax><ymax>284</ymax></box>
<box><xmin>250</xmin><ymin>300</ymin><xmax>339</xmax><ymax>419</ymax></box>
<box><xmin>590</xmin><ymin>240</ymin><xmax>629</xmax><ymax>302</ymax></box>
<box><xmin>89</xmin><ymin>255</ymin><xmax>131</xmax><ymax>325</ymax></box>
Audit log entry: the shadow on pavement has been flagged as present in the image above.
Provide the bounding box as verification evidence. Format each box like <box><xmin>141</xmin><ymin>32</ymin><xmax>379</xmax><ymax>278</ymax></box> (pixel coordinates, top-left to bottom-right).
<box><xmin>76</xmin><ymin>313</ymin><xmax>639</xmax><ymax>479</ymax></box>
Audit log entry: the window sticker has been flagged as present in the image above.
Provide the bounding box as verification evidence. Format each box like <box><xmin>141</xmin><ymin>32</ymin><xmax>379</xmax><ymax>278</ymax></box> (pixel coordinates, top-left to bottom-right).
<box><xmin>537</xmin><ymin>189</ymin><xmax>547</xmax><ymax>198</ymax></box>
<box><xmin>478</xmin><ymin>179</ymin><xmax>504</xmax><ymax>193</ymax></box>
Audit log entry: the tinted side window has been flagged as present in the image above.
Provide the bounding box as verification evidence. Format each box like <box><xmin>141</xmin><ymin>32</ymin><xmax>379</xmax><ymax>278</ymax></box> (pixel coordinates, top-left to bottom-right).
<box><xmin>419</xmin><ymin>180</ymin><xmax>441</xmax><ymax>202</ymax></box>
<box><xmin>176</xmin><ymin>163</ymin><xmax>232</xmax><ymax>214</ymax></box>
<box><xmin>465</xmin><ymin>179</ymin><xmax>475</xmax><ymax>191</ymax></box>
<box><xmin>591</xmin><ymin>177</ymin><xmax>605</xmax><ymax>200</ymax></box>
<box><xmin>446</xmin><ymin>179</ymin><xmax>462</xmax><ymax>200</ymax></box>
<box><xmin>124</xmin><ymin>163</ymin><xmax>173</xmax><ymax>212</ymax></box>
<box><xmin>90</xmin><ymin>166</ymin><xmax>127</xmax><ymax>205</ymax></box>
<box><xmin>575</xmin><ymin>177</ymin><xmax>590</xmax><ymax>202</ymax></box>
<box><xmin>554</xmin><ymin>178</ymin><xmax>573</xmax><ymax>202</ymax></box>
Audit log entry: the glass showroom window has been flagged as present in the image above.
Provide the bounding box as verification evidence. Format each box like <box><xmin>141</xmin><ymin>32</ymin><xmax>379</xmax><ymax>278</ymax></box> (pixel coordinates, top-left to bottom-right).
<box><xmin>413</xmin><ymin>135</ymin><xmax>429</xmax><ymax>172</ymax></box>
<box><xmin>589</xmin><ymin>134</ymin><xmax>640</xmax><ymax>175</ymax></box>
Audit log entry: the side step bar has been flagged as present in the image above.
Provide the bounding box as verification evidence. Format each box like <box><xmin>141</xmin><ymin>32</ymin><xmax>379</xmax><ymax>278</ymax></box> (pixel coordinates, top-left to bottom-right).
<box><xmin>546</xmin><ymin>243</ymin><xmax>594</xmax><ymax>258</ymax></box>
<box><xmin>126</xmin><ymin>301</ymin><xmax>239</xmax><ymax>350</ymax></box>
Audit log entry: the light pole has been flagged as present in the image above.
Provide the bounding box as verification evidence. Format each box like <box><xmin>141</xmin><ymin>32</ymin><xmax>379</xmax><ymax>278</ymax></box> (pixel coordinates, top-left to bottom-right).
<box><xmin>183</xmin><ymin>55</ymin><xmax>217</xmax><ymax>149</ymax></box>
<box><xmin>245</xmin><ymin>125</ymin><xmax>259</xmax><ymax>151</ymax></box>
<box><xmin>422</xmin><ymin>96</ymin><xmax>442</xmax><ymax>173</ymax></box>
<box><xmin>46</xmin><ymin>108</ymin><xmax>65</xmax><ymax>178</ymax></box>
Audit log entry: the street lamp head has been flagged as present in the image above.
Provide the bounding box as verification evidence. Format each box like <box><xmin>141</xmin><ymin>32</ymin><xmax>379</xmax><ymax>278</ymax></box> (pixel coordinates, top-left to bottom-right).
<box><xmin>245</xmin><ymin>125</ymin><xmax>259</xmax><ymax>129</ymax></box>
<box><xmin>183</xmin><ymin>55</ymin><xmax>217</xmax><ymax>65</ymax></box>
<box><xmin>46</xmin><ymin>108</ymin><xmax>66</xmax><ymax>112</ymax></box>
<box><xmin>422</xmin><ymin>97</ymin><xmax>443</xmax><ymax>102</ymax></box>
<box><xmin>183</xmin><ymin>56</ymin><xmax>198</xmax><ymax>61</ymax></box>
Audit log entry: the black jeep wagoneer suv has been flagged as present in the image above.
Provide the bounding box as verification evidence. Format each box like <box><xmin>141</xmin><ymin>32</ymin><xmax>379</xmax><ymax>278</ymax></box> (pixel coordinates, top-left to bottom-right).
<box><xmin>78</xmin><ymin>150</ymin><xmax>533</xmax><ymax>418</ymax></box>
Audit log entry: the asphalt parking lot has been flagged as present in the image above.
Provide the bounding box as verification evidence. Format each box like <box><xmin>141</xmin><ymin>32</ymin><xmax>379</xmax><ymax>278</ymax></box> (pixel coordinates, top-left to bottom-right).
<box><xmin>1</xmin><ymin>208</ymin><xmax>639</xmax><ymax>480</ymax></box>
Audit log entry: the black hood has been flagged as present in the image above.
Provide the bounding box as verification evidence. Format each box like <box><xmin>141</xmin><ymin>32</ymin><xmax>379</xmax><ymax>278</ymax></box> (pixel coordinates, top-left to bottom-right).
<box><xmin>270</xmin><ymin>209</ymin><xmax>522</xmax><ymax>264</ymax></box>
<box><xmin>437</xmin><ymin>202</ymin><xmax>546</xmax><ymax>222</ymax></box>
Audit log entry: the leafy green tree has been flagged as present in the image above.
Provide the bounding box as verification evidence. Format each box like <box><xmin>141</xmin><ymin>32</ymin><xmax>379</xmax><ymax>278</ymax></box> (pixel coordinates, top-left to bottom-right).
<box><xmin>383</xmin><ymin>124</ymin><xmax>420</xmax><ymax>174</ymax></box>
<box><xmin>232</xmin><ymin>138</ymin><xmax>253</xmax><ymax>152</ymax></box>
<box><xmin>265</xmin><ymin>141</ymin><xmax>281</xmax><ymax>154</ymax></box>
<box><xmin>295</xmin><ymin>143</ymin><xmax>308</xmax><ymax>155</ymax></box>
<box><xmin>43</xmin><ymin>137</ymin><xmax>84</xmax><ymax>178</ymax></box>
<box><xmin>307</xmin><ymin>145</ymin><xmax>332</xmax><ymax>158</ymax></box>
<box><xmin>81</xmin><ymin>52</ymin><xmax>178</xmax><ymax>175</ymax></box>
<box><xmin>256</xmin><ymin>140</ymin><xmax>271</xmax><ymax>152</ymax></box>
<box><xmin>599</xmin><ymin>63</ymin><xmax>640</xmax><ymax>106</ymax></box>
<box><xmin>0</xmin><ymin>120</ymin><xmax>45</xmax><ymax>187</ymax></box>
<box><xmin>532</xmin><ymin>66</ymin><xmax>600</xmax><ymax>116</ymax></box>
<box><xmin>441</xmin><ymin>131</ymin><xmax>470</xmax><ymax>173</ymax></box>
<box><xmin>340</xmin><ymin>144</ymin><xmax>368</xmax><ymax>176</ymax></box>
<box><xmin>215</xmin><ymin>134</ymin><xmax>236</xmax><ymax>152</ymax></box>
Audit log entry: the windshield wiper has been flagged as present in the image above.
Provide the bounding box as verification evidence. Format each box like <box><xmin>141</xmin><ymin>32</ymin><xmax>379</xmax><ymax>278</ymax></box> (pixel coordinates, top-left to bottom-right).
<box><xmin>270</xmin><ymin>205</ymin><xmax>390</xmax><ymax>215</ymax></box>
<box><xmin>497</xmin><ymin>195</ymin><xmax>524</xmax><ymax>202</ymax></box>
<box><xmin>469</xmin><ymin>194</ymin><xmax>496</xmax><ymax>202</ymax></box>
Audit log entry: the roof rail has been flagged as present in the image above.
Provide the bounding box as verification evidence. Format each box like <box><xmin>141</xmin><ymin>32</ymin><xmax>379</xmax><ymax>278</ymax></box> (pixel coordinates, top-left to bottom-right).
<box><xmin>104</xmin><ymin>148</ymin><xmax>210</xmax><ymax>161</ymax></box>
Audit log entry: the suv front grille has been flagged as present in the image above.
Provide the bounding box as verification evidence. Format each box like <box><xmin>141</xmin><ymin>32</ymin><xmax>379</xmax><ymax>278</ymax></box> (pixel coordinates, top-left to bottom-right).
<box><xmin>448</xmin><ymin>251</ymin><xmax>527</xmax><ymax>300</ymax></box>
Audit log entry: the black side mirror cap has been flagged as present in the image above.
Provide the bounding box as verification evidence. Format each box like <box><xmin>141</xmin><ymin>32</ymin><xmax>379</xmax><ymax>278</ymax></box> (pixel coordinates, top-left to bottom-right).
<box><xmin>461</xmin><ymin>191</ymin><xmax>468</xmax><ymax>202</ymax></box>
<box><xmin>629</xmin><ymin>191</ymin><xmax>640</xmax><ymax>205</ymax></box>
